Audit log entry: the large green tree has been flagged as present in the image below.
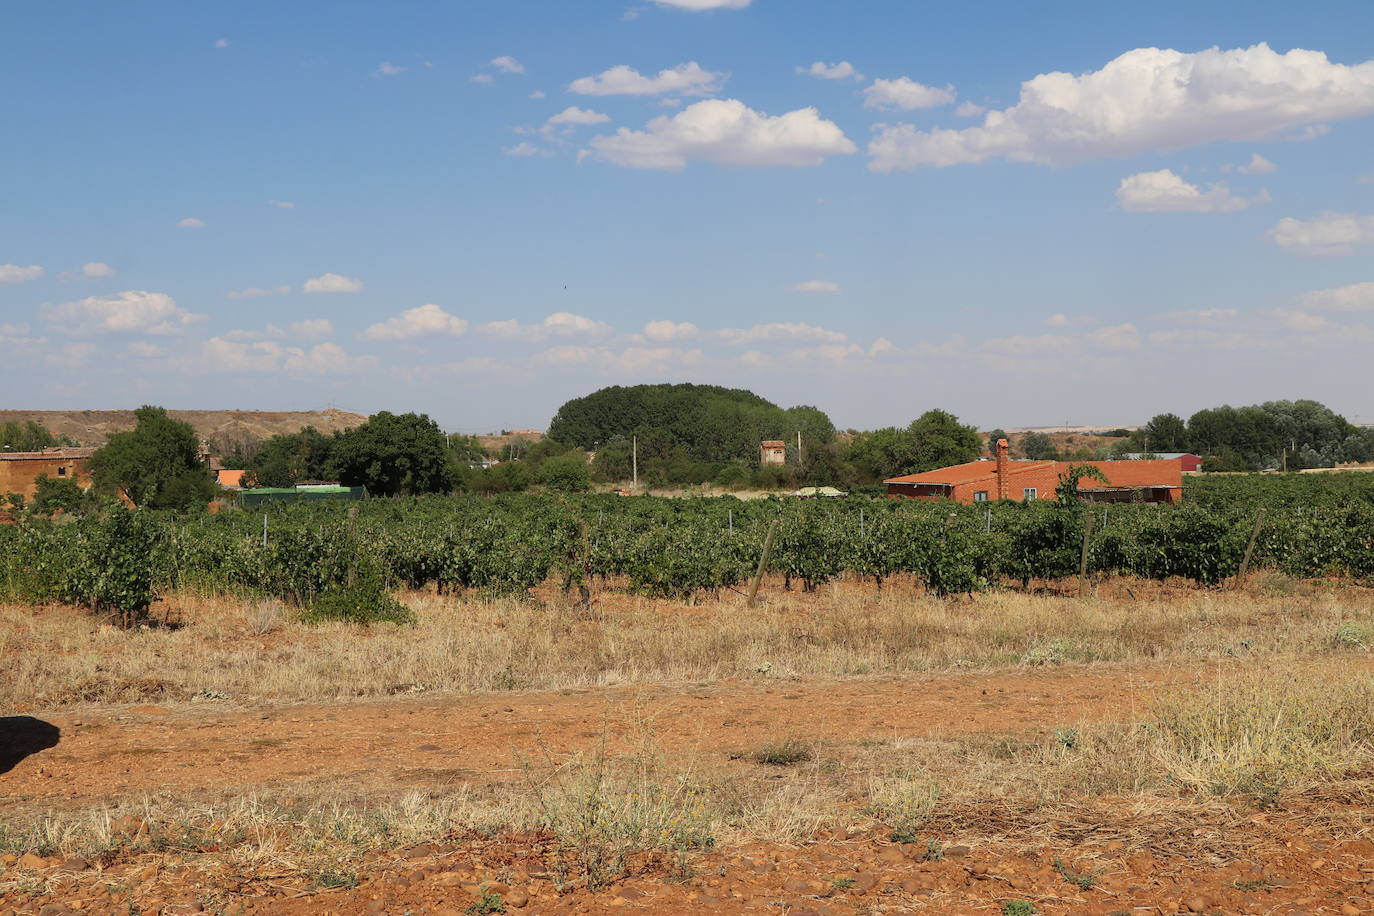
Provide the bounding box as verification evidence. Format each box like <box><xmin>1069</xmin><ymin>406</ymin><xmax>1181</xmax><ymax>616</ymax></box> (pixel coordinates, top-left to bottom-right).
<box><xmin>1018</xmin><ymin>432</ymin><xmax>1060</xmax><ymax>460</ymax></box>
<box><xmin>328</xmin><ymin>411</ymin><xmax>454</xmax><ymax>496</ymax></box>
<box><xmin>246</xmin><ymin>426</ymin><xmax>339</xmax><ymax>487</ymax></box>
<box><xmin>89</xmin><ymin>406</ymin><xmax>217</xmax><ymax>509</ymax></box>
<box><xmin>1137</xmin><ymin>413</ymin><xmax>1190</xmax><ymax>453</ymax></box>
<box><xmin>0</xmin><ymin>420</ymin><xmax>60</xmax><ymax>452</ymax></box>
<box><xmin>845</xmin><ymin>409</ymin><xmax>982</xmax><ymax>481</ymax></box>
<box><xmin>1186</xmin><ymin>399</ymin><xmax>1363</xmax><ymax>470</ymax></box>
<box><xmin>547</xmin><ymin>384</ymin><xmax>836</xmax><ymax>466</ymax></box>
<box><xmin>908</xmin><ymin>409</ymin><xmax>982</xmax><ymax>471</ymax></box>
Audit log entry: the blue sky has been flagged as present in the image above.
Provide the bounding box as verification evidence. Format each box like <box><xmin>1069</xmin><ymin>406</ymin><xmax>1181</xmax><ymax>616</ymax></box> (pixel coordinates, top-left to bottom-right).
<box><xmin>3</xmin><ymin>0</ymin><xmax>1373</xmax><ymax>432</ymax></box>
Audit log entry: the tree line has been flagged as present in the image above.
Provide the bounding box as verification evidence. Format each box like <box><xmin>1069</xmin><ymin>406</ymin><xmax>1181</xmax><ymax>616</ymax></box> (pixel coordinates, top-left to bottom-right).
<box><xmin>1118</xmin><ymin>400</ymin><xmax>1373</xmax><ymax>471</ymax></box>
<box><xmin>6</xmin><ymin>389</ymin><xmax>1370</xmax><ymax>515</ymax></box>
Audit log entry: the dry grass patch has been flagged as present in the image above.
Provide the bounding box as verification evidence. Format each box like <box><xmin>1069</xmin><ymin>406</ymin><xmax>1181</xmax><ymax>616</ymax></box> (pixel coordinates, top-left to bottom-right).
<box><xmin>4</xmin><ymin>578</ymin><xmax>1374</xmax><ymax>709</ymax></box>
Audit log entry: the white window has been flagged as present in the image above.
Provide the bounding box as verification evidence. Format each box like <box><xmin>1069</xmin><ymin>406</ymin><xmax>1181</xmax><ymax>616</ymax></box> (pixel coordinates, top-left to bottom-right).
<box><xmin>1023</xmin><ymin>487</ymin><xmax>1037</xmax><ymax>501</ymax></box>
<box><xmin>973</xmin><ymin>490</ymin><xmax>988</xmax><ymax>502</ymax></box>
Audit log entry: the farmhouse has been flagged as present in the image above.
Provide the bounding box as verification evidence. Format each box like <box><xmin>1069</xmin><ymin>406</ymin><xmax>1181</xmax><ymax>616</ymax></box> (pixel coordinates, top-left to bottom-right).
<box><xmin>760</xmin><ymin>440</ymin><xmax>787</xmax><ymax>466</ymax></box>
<box><xmin>886</xmin><ymin>439</ymin><xmax>1182</xmax><ymax>504</ymax></box>
<box><xmin>0</xmin><ymin>448</ymin><xmax>97</xmax><ymax>502</ymax></box>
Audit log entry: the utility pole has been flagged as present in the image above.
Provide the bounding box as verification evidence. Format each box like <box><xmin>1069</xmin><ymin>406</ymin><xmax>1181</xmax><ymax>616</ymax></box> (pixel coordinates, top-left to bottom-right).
<box><xmin>632</xmin><ymin>435</ymin><xmax>638</xmax><ymax>494</ymax></box>
<box><xmin>796</xmin><ymin>430</ymin><xmax>802</xmax><ymax>468</ymax></box>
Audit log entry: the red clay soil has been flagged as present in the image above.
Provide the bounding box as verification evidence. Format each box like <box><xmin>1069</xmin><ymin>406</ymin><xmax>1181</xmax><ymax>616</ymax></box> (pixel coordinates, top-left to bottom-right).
<box><xmin>5</xmin><ymin>814</ymin><xmax>1374</xmax><ymax>915</ymax></box>
<box><xmin>8</xmin><ymin>663</ymin><xmax>1194</xmax><ymax>813</ymax></box>
<box><xmin>6</xmin><ymin>663</ymin><xmax>1374</xmax><ymax>914</ymax></box>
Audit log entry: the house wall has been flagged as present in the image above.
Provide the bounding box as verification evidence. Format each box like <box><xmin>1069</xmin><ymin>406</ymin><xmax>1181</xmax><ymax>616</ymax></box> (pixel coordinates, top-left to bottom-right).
<box><xmin>886</xmin><ymin>483</ymin><xmax>953</xmax><ymax>500</ymax></box>
<box><xmin>889</xmin><ymin>460</ymin><xmax>1182</xmax><ymax>505</ymax></box>
<box><xmin>0</xmin><ymin>455</ymin><xmax>94</xmax><ymax>502</ymax></box>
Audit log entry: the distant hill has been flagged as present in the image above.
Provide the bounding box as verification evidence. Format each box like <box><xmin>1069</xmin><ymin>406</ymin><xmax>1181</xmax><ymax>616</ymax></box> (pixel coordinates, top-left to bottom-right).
<box><xmin>0</xmin><ymin>408</ymin><xmax>366</xmax><ymax>448</ymax></box>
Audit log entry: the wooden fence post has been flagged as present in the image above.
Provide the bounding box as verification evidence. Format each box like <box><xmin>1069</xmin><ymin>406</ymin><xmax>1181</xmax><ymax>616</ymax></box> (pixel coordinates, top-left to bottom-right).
<box><xmin>746</xmin><ymin>519</ymin><xmax>780</xmax><ymax>608</ymax></box>
<box><xmin>1078</xmin><ymin>512</ymin><xmax>1096</xmax><ymax>598</ymax></box>
<box><xmin>1235</xmin><ymin>508</ymin><xmax>1267</xmax><ymax>587</ymax></box>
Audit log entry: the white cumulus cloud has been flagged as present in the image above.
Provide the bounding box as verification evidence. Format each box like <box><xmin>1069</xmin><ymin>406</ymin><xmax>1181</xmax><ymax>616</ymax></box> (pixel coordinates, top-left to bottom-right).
<box><xmin>1268</xmin><ymin>212</ymin><xmax>1374</xmax><ymax>256</ymax></box>
<box><xmin>177</xmin><ymin>217</ymin><xmax>206</xmax><ymax>228</ymax></box>
<box><xmin>491</xmin><ymin>56</ymin><xmax>525</xmax><ymax>74</ymax></box>
<box><xmin>0</xmin><ymin>264</ymin><xmax>44</xmax><ymax>284</ymax></box>
<box><xmin>643</xmin><ymin>320</ymin><xmax>700</xmax><ymax>342</ymax></box>
<box><xmin>862</xmin><ymin>77</ymin><xmax>956</xmax><ymax>111</ymax></box>
<box><xmin>1238</xmin><ymin>152</ymin><xmax>1278</xmax><ymax>174</ymax></box>
<box><xmin>361</xmin><ymin>304</ymin><xmax>468</xmax><ymax>341</ymax></box>
<box><xmin>268</xmin><ymin>199</ymin><xmax>296</xmax><ymax>209</ymax></box>
<box><xmin>303</xmin><ymin>272</ymin><xmax>363</xmax><ymax>294</ymax></box>
<box><xmin>587</xmin><ymin>98</ymin><xmax>856</xmax><ymax>170</ymax></box>
<box><xmin>479</xmin><ymin>312</ymin><xmax>613</xmax><ymax>343</ymax></box>
<box><xmin>291</xmin><ymin>319</ymin><xmax>334</xmax><ymax>339</ymax></box>
<box><xmin>1300</xmin><ymin>281</ymin><xmax>1374</xmax><ymax>313</ymax></box>
<box><xmin>41</xmin><ymin>290</ymin><xmax>204</xmax><ymax>335</ymax></box>
<box><xmin>1116</xmin><ymin>169</ymin><xmax>1263</xmax><ymax>213</ymax></box>
<box><xmin>375</xmin><ymin>62</ymin><xmax>405</xmax><ymax>77</ymax></box>
<box><xmin>868</xmin><ymin>43</ymin><xmax>1374</xmax><ymax>172</ymax></box>
<box><xmin>791</xmin><ymin>280</ymin><xmax>842</xmax><ymax>295</ymax></box>
<box><xmin>547</xmin><ymin>106</ymin><xmax>611</xmax><ymax>126</ymax></box>
<box><xmin>714</xmin><ymin>322</ymin><xmax>847</xmax><ymax>345</ymax></box>
<box><xmin>227</xmin><ymin>285</ymin><xmax>290</xmax><ymax>299</ymax></box>
<box><xmin>798</xmin><ymin>61</ymin><xmax>861</xmax><ymax>81</ymax></box>
<box><xmin>200</xmin><ymin>338</ymin><xmax>375</xmax><ymax>375</ymax></box>
<box><xmin>569</xmin><ymin>62</ymin><xmax>723</xmax><ymax>97</ymax></box>
<box><xmin>652</xmin><ymin>0</ymin><xmax>750</xmax><ymax>8</ymax></box>
<box><xmin>81</xmin><ymin>262</ymin><xmax>115</xmax><ymax>278</ymax></box>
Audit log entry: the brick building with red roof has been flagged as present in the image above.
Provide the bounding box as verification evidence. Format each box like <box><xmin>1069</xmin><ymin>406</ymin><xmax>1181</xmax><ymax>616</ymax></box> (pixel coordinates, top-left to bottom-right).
<box><xmin>885</xmin><ymin>439</ymin><xmax>1183</xmax><ymax>504</ymax></box>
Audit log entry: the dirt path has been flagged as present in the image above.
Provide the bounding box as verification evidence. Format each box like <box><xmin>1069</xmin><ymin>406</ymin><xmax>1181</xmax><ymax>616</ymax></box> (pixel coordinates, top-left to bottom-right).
<box><xmin>6</xmin><ymin>661</ymin><xmax>1210</xmax><ymax>810</ymax></box>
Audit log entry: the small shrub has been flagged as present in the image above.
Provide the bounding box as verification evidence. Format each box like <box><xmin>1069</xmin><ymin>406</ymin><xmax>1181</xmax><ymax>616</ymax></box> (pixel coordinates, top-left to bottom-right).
<box><xmin>467</xmin><ymin>891</ymin><xmax>506</xmax><ymax>915</ymax></box>
<box><xmin>1002</xmin><ymin>901</ymin><xmax>1036</xmax><ymax>916</ymax></box>
<box><xmin>531</xmin><ymin>742</ymin><xmax>714</xmax><ymax>889</ymax></box>
<box><xmin>302</xmin><ymin>585</ymin><xmax>414</xmax><ymax>626</ymax></box>
<box><xmin>310</xmin><ymin>866</ymin><xmax>358</xmax><ymax>889</ymax></box>
<box><xmin>868</xmin><ymin>775</ymin><xmax>940</xmax><ymax>842</ymax></box>
<box><xmin>1332</xmin><ymin>621</ymin><xmax>1374</xmax><ymax>649</ymax></box>
<box><xmin>1053</xmin><ymin>858</ymin><xmax>1099</xmax><ymax>889</ymax></box>
<box><xmin>751</xmin><ymin>741</ymin><xmax>813</xmax><ymax>767</ymax></box>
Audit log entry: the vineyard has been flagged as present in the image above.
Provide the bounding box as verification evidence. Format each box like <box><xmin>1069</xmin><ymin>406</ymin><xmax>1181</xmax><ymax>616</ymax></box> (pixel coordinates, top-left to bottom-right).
<box><xmin>3</xmin><ymin>474</ymin><xmax>1372</xmax><ymax>619</ymax></box>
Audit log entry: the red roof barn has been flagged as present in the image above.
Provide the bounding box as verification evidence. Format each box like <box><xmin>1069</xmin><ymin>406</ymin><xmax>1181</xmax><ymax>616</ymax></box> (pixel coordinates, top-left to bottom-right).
<box><xmin>885</xmin><ymin>439</ymin><xmax>1183</xmax><ymax>504</ymax></box>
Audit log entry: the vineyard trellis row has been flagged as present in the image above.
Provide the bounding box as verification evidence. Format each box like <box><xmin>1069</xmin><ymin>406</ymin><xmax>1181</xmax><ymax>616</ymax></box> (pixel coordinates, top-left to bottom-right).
<box><xmin>1</xmin><ymin>481</ymin><xmax>1372</xmax><ymax>616</ymax></box>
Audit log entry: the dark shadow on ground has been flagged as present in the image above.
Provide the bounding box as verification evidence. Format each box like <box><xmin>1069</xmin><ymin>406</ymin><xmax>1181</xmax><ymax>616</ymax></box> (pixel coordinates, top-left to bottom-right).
<box><xmin>0</xmin><ymin>716</ymin><xmax>61</xmax><ymax>775</ymax></box>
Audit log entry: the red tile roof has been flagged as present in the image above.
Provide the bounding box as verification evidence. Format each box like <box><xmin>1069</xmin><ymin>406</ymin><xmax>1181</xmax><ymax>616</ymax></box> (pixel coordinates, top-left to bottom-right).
<box><xmin>886</xmin><ymin>460</ymin><xmax>1044</xmax><ymax>487</ymax></box>
<box><xmin>0</xmin><ymin>447</ymin><xmax>98</xmax><ymax>461</ymax></box>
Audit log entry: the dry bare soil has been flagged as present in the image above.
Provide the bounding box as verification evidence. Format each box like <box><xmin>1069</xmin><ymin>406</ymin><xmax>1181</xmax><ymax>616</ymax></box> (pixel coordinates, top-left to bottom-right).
<box><xmin>5</xmin><ymin>576</ymin><xmax>1374</xmax><ymax>915</ymax></box>
<box><xmin>0</xmin><ymin>409</ymin><xmax>366</xmax><ymax>447</ymax></box>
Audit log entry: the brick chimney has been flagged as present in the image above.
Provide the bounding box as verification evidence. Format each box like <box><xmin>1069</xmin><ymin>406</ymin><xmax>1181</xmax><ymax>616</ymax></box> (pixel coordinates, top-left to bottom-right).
<box><xmin>996</xmin><ymin>438</ymin><xmax>1010</xmax><ymax>501</ymax></box>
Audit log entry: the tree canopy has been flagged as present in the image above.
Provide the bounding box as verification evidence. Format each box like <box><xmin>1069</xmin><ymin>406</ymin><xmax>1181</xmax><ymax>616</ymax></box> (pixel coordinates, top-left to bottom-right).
<box><xmin>1018</xmin><ymin>432</ymin><xmax>1060</xmax><ymax>460</ymax></box>
<box><xmin>844</xmin><ymin>409</ymin><xmax>982</xmax><ymax>482</ymax></box>
<box><xmin>89</xmin><ymin>406</ymin><xmax>217</xmax><ymax>510</ymax></box>
<box><xmin>0</xmin><ymin>420</ymin><xmax>67</xmax><ymax>452</ymax></box>
<box><xmin>329</xmin><ymin>411</ymin><xmax>455</xmax><ymax>497</ymax></box>
<box><xmin>1118</xmin><ymin>400</ymin><xmax>1371</xmax><ymax>470</ymax></box>
<box><xmin>547</xmin><ymin>383</ymin><xmax>836</xmax><ymax>466</ymax></box>
<box><xmin>246</xmin><ymin>426</ymin><xmax>338</xmax><ymax>488</ymax></box>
